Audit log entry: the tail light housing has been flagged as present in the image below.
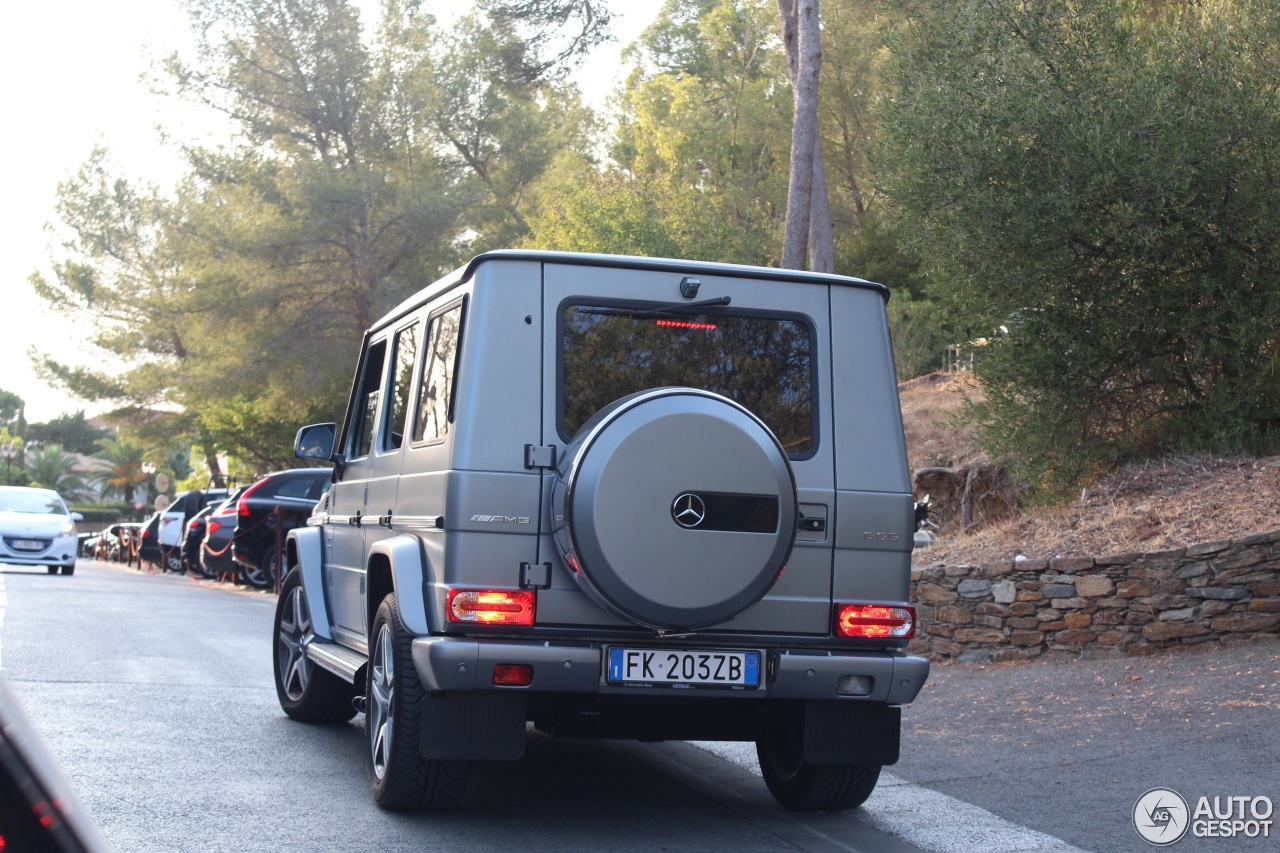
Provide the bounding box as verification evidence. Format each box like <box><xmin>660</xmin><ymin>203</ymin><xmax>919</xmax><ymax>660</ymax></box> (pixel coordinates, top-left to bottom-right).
<box><xmin>447</xmin><ymin>589</ymin><xmax>535</xmax><ymax>626</ymax></box>
<box><xmin>493</xmin><ymin>664</ymin><xmax>533</xmax><ymax>686</ymax></box>
<box><xmin>238</xmin><ymin>477</ymin><xmax>271</xmax><ymax>519</ymax></box>
<box><xmin>834</xmin><ymin>604</ymin><xmax>916</xmax><ymax>639</ymax></box>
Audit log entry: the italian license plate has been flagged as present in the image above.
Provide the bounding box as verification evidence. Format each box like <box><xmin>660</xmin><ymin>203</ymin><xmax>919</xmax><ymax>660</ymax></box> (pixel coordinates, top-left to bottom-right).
<box><xmin>10</xmin><ymin>539</ymin><xmax>45</xmax><ymax>551</ymax></box>
<box><xmin>607</xmin><ymin>648</ymin><xmax>760</xmax><ymax>689</ymax></box>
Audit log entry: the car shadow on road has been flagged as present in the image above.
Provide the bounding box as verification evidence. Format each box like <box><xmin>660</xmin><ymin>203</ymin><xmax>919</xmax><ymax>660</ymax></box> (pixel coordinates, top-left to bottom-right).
<box><xmin>283</xmin><ymin>718</ymin><xmax>869</xmax><ymax>852</ymax></box>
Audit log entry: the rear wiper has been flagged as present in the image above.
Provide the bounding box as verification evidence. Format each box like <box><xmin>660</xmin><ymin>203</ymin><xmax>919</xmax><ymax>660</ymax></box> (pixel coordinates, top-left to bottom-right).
<box><xmin>579</xmin><ymin>296</ymin><xmax>732</xmax><ymax>319</ymax></box>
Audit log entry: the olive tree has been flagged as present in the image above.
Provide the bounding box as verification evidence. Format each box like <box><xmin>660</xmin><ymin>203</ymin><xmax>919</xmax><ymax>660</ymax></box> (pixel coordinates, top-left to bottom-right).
<box><xmin>878</xmin><ymin>0</ymin><xmax>1280</xmax><ymax>496</ymax></box>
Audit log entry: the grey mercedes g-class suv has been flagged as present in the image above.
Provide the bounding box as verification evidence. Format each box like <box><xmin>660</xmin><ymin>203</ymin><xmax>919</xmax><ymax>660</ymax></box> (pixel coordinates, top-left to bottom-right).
<box><xmin>274</xmin><ymin>250</ymin><xmax>928</xmax><ymax>812</ymax></box>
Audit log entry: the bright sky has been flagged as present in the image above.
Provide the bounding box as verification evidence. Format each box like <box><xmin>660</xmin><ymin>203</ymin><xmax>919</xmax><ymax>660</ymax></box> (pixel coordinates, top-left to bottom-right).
<box><xmin>0</xmin><ymin>0</ymin><xmax>656</xmax><ymax>424</ymax></box>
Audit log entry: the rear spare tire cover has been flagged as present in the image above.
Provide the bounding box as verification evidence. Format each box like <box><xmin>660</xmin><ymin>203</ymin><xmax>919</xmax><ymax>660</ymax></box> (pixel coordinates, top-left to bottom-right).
<box><xmin>552</xmin><ymin>388</ymin><xmax>797</xmax><ymax>632</ymax></box>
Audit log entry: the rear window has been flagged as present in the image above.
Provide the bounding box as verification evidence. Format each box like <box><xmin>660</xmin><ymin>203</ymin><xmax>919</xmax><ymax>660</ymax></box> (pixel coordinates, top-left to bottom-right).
<box><xmin>274</xmin><ymin>473</ymin><xmax>329</xmax><ymax>502</ymax></box>
<box><xmin>560</xmin><ymin>303</ymin><xmax>815</xmax><ymax>456</ymax></box>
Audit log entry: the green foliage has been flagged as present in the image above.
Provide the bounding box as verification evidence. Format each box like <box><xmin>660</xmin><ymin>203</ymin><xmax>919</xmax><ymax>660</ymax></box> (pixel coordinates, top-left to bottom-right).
<box><xmin>28</xmin><ymin>0</ymin><xmax>930</xmax><ymax>476</ymax></box>
<box><xmin>524</xmin><ymin>169</ymin><xmax>770</xmax><ymax>264</ymax></box>
<box><xmin>30</xmin><ymin>0</ymin><xmax>608</xmax><ymax>473</ymax></box>
<box><xmin>878</xmin><ymin>0</ymin><xmax>1280</xmax><ymax>497</ymax></box>
<box><xmin>25</xmin><ymin>412</ymin><xmax>109</xmax><ymax>456</ymax></box>
<box><xmin>0</xmin><ymin>390</ymin><xmax>24</xmax><ymax>426</ymax></box>
<box><xmin>886</xmin><ymin>296</ymin><xmax>948</xmax><ymax>381</ymax></box>
<box><xmin>0</xmin><ymin>427</ymin><xmax>28</xmax><ymax>487</ymax></box>
<box><xmin>93</xmin><ymin>436</ymin><xmax>148</xmax><ymax>504</ymax></box>
<box><xmin>611</xmin><ymin>0</ymin><xmax>792</xmax><ymax>252</ymax></box>
<box><xmin>69</xmin><ymin>504</ymin><xmax>143</xmax><ymax>524</ymax></box>
<box><xmin>25</xmin><ymin>444</ymin><xmax>90</xmax><ymax>500</ymax></box>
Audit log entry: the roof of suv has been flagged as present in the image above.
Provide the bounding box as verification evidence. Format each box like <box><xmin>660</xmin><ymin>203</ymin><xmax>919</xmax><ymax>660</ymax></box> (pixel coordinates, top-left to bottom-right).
<box><xmin>371</xmin><ymin>250</ymin><xmax>891</xmax><ymax>335</ymax></box>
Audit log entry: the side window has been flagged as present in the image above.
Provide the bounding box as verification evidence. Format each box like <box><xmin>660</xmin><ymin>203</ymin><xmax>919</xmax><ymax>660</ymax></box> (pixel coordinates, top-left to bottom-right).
<box><xmin>349</xmin><ymin>339</ymin><xmax>388</xmax><ymax>459</ymax></box>
<box><xmin>412</xmin><ymin>303</ymin><xmax>463</xmax><ymax>445</ymax></box>
<box><xmin>384</xmin><ymin>322</ymin><xmax>419</xmax><ymax>451</ymax></box>
<box><xmin>276</xmin><ymin>477</ymin><xmax>321</xmax><ymax>500</ymax></box>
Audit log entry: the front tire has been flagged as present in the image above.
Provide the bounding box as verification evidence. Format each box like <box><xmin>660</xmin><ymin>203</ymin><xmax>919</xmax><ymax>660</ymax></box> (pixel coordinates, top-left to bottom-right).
<box><xmin>60</xmin><ymin>563</ymin><xmax>76</xmax><ymax>576</ymax></box>
<box><xmin>756</xmin><ymin>727</ymin><xmax>881</xmax><ymax>811</ymax></box>
<box><xmin>367</xmin><ymin>593</ymin><xmax>472</xmax><ymax>810</ymax></box>
<box><xmin>273</xmin><ymin>569</ymin><xmax>356</xmax><ymax>723</ymax></box>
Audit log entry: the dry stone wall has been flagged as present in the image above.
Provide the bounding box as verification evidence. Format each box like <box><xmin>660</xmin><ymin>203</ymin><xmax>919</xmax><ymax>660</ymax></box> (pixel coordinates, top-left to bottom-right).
<box><xmin>908</xmin><ymin>529</ymin><xmax>1280</xmax><ymax>662</ymax></box>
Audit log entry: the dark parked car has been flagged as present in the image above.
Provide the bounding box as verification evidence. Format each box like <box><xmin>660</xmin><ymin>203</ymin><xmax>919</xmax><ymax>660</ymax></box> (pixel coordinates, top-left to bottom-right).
<box><xmin>136</xmin><ymin>511</ymin><xmax>164</xmax><ymax>570</ymax></box>
<box><xmin>232</xmin><ymin>469</ymin><xmax>330</xmax><ymax>589</ymax></box>
<box><xmin>199</xmin><ymin>488</ymin><xmax>247</xmax><ymax>581</ymax></box>
<box><xmin>181</xmin><ymin>505</ymin><xmax>216</xmax><ymax>577</ymax></box>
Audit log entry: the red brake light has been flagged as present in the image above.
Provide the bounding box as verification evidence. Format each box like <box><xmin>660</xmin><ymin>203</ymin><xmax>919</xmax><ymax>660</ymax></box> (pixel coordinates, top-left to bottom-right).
<box><xmin>835</xmin><ymin>604</ymin><xmax>916</xmax><ymax>639</ymax></box>
<box><xmin>656</xmin><ymin>319</ymin><xmax>717</xmax><ymax>331</ymax></box>
<box><xmin>493</xmin><ymin>664</ymin><xmax>533</xmax><ymax>686</ymax></box>
<box><xmin>447</xmin><ymin>589</ymin><xmax>535</xmax><ymax>626</ymax></box>
<box><xmin>207</xmin><ymin>521</ymin><xmax>222</xmax><ymax>535</ymax></box>
<box><xmin>238</xmin><ymin>478</ymin><xmax>271</xmax><ymax>518</ymax></box>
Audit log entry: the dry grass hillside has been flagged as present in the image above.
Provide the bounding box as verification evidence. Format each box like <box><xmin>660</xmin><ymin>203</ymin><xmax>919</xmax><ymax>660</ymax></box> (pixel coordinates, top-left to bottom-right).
<box><xmin>901</xmin><ymin>373</ymin><xmax>1280</xmax><ymax>567</ymax></box>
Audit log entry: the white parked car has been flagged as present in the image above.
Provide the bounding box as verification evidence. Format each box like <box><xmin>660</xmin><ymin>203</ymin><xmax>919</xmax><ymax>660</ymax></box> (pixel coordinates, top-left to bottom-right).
<box><xmin>0</xmin><ymin>486</ymin><xmax>82</xmax><ymax>575</ymax></box>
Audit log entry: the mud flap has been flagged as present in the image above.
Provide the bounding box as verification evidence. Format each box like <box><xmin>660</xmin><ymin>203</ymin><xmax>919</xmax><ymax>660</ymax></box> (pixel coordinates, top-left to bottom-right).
<box><xmin>802</xmin><ymin>701</ymin><xmax>900</xmax><ymax>766</ymax></box>
<box><xmin>419</xmin><ymin>692</ymin><xmax>528</xmax><ymax>761</ymax></box>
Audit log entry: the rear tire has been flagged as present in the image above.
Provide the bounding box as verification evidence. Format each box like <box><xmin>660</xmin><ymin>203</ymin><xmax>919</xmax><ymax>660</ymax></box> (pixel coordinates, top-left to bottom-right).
<box><xmin>164</xmin><ymin>552</ymin><xmax>183</xmax><ymax>573</ymax></box>
<box><xmin>366</xmin><ymin>593</ymin><xmax>472</xmax><ymax>810</ymax></box>
<box><xmin>242</xmin><ymin>547</ymin><xmax>278</xmax><ymax>589</ymax></box>
<box><xmin>273</xmin><ymin>569</ymin><xmax>356</xmax><ymax>723</ymax></box>
<box><xmin>756</xmin><ymin>726</ymin><xmax>881</xmax><ymax>811</ymax></box>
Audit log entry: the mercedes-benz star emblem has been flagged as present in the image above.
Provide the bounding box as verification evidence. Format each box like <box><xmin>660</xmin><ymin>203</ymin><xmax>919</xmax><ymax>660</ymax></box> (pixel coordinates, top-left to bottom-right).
<box><xmin>672</xmin><ymin>493</ymin><xmax>706</xmax><ymax>529</ymax></box>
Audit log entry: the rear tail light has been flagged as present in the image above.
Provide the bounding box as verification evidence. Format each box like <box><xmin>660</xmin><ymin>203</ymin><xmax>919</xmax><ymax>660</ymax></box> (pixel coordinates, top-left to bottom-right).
<box><xmin>447</xmin><ymin>589</ymin><xmax>535</xmax><ymax>626</ymax></box>
<box><xmin>207</xmin><ymin>521</ymin><xmax>222</xmax><ymax>536</ymax></box>
<box><xmin>834</xmin><ymin>604</ymin><xmax>916</xmax><ymax>639</ymax></box>
<box><xmin>238</xmin><ymin>477</ymin><xmax>271</xmax><ymax>519</ymax></box>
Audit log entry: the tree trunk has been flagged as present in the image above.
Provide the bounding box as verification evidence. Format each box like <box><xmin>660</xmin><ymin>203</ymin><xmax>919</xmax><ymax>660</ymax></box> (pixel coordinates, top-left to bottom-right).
<box><xmin>778</xmin><ymin>0</ymin><xmax>829</xmax><ymax>271</ymax></box>
<box><xmin>808</xmin><ymin>139</ymin><xmax>835</xmax><ymax>272</ymax></box>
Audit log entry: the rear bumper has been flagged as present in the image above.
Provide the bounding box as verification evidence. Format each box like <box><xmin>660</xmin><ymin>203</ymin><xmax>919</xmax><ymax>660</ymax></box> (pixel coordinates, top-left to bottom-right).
<box><xmin>409</xmin><ymin>637</ymin><xmax>929</xmax><ymax>705</ymax></box>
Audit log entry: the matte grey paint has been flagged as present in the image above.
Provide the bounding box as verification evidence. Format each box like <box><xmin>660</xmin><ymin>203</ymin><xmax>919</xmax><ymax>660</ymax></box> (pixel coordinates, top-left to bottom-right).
<box><xmin>288</xmin><ymin>251</ymin><xmax>928</xmax><ymax>719</ymax></box>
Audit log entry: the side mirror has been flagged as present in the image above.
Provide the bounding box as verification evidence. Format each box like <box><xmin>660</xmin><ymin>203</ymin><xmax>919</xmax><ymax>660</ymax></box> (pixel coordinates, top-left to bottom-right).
<box><xmin>294</xmin><ymin>423</ymin><xmax>338</xmax><ymax>462</ymax></box>
<box><xmin>71</xmin><ymin>512</ymin><xmax>85</xmax><ymax>523</ymax></box>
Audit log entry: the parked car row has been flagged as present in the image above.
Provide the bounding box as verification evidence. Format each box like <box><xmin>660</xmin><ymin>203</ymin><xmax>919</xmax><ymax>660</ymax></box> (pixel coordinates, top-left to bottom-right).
<box><xmin>73</xmin><ymin>469</ymin><xmax>330</xmax><ymax>589</ymax></box>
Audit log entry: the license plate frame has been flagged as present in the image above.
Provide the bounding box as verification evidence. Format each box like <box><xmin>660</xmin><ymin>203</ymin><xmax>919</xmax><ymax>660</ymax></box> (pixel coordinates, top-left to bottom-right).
<box><xmin>10</xmin><ymin>539</ymin><xmax>46</xmax><ymax>552</ymax></box>
<box><xmin>606</xmin><ymin>647</ymin><xmax>761</xmax><ymax>689</ymax></box>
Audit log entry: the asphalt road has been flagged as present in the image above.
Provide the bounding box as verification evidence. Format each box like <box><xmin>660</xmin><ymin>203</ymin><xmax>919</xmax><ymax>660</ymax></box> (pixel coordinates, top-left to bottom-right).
<box><xmin>1</xmin><ymin>559</ymin><xmax>1276</xmax><ymax>852</ymax></box>
<box><xmin>891</xmin><ymin>633</ymin><xmax>1280</xmax><ymax>852</ymax></box>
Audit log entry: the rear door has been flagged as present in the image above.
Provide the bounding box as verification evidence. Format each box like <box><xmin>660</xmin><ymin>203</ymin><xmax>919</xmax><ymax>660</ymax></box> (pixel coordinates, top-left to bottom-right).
<box><xmin>539</xmin><ymin>262</ymin><xmax>836</xmax><ymax>634</ymax></box>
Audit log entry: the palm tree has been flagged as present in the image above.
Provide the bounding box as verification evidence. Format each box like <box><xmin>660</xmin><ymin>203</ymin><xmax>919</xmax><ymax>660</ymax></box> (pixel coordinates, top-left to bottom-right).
<box><xmin>93</xmin><ymin>436</ymin><xmax>148</xmax><ymax>504</ymax></box>
<box><xmin>25</xmin><ymin>443</ymin><xmax>89</xmax><ymax>499</ymax></box>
